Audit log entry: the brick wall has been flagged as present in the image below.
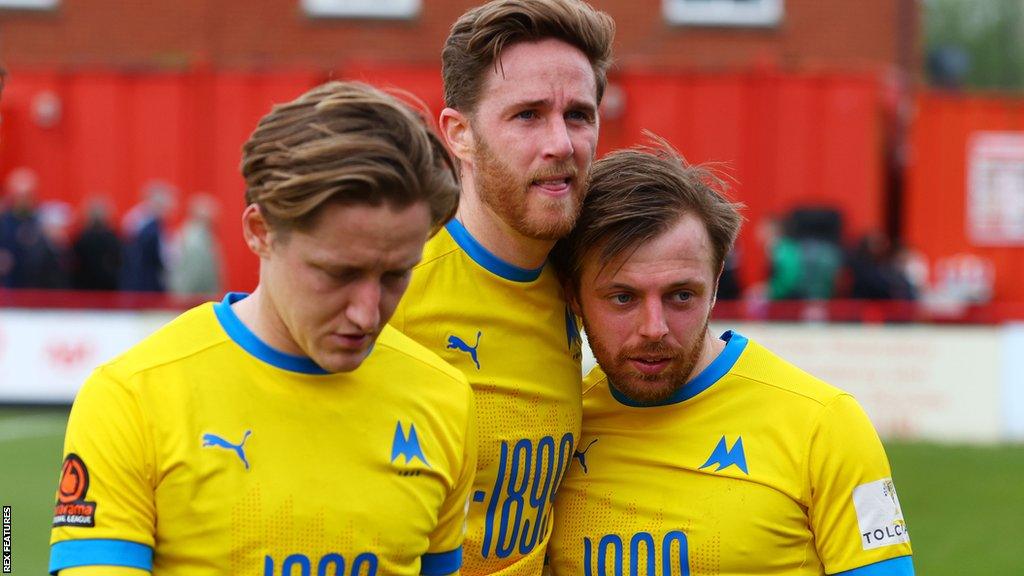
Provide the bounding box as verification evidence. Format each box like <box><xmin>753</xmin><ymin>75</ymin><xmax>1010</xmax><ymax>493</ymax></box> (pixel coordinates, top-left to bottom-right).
<box><xmin>0</xmin><ymin>0</ymin><xmax>917</xmax><ymax>74</ymax></box>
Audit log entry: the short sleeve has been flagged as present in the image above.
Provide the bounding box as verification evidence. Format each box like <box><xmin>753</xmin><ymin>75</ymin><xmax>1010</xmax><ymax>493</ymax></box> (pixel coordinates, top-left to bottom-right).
<box><xmin>807</xmin><ymin>394</ymin><xmax>914</xmax><ymax>575</ymax></box>
<box><xmin>49</xmin><ymin>366</ymin><xmax>157</xmax><ymax>575</ymax></box>
<box><xmin>421</xmin><ymin>384</ymin><xmax>477</xmax><ymax>576</ymax></box>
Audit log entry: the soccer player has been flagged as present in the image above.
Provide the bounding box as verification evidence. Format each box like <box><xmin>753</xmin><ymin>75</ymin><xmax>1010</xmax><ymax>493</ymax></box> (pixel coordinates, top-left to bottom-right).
<box><xmin>388</xmin><ymin>1</ymin><xmax>614</xmax><ymax>574</ymax></box>
<box><xmin>546</xmin><ymin>140</ymin><xmax>915</xmax><ymax>575</ymax></box>
<box><xmin>49</xmin><ymin>81</ymin><xmax>476</xmax><ymax>576</ymax></box>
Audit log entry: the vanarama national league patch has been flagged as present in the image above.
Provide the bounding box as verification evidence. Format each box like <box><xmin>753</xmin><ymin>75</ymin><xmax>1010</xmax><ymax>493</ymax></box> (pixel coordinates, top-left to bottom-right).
<box><xmin>53</xmin><ymin>453</ymin><xmax>97</xmax><ymax>528</ymax></box>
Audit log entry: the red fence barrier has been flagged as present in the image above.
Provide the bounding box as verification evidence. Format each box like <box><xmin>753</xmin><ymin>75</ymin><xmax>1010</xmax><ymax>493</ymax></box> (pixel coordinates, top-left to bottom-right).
<box><xmin>1</xmin><ymin>67</ymin><xmax>886</xmax><ymax>292</ymax></box>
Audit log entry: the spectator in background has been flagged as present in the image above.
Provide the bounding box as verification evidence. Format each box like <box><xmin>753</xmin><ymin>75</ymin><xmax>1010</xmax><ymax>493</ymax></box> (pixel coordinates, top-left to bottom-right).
<box><xmin>768</xmin><ymin>208</ymin><xmax>843</xmax><ymax>300</ymax></box>
<box><xmin>119</xmin><ymin>179</ymin><xmax>177</xmax><ymax>292</ymax></box>
<box><xmin>73</xmin><ymin>197</ymin><xmax>122</xmax><ymax>291</ymax></box>
<box><xmin>19</xmin><ymin>200</ymin><xmax>73</xmax><ymax>288</ymax></box>
<box><xmin>717</xmin><ymin>248</ymin><xmax>742</xmax><ymax>299</ymax></box>
<box><xmin>169</xmin><ymin>193</ymin><xmax>222</xmax><ymax>296</ymax></box>
<box><xmin>0</xmin><ymin>167</ymin><xmax>44</xmax><ymax>288</ymax></box>
<box><xmin>848</xmin><ymin>231</ymin><xmax>916</xmax><ymax>300</ymax></box>
<box><xmin>894</xmin><ymin>242</ymin><xmax>929</xmax><ymax>297</ymax></box>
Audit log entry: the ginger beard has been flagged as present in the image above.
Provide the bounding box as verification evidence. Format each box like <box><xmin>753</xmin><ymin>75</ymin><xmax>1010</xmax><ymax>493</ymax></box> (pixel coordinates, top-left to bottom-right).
<box><xmin>582</xmin><ymin>307</ymin><xmax>711</xmax><ymax>406</ymax></box>
<box><xmin>472</xmin><ymin>133</ymin><xmax>586</xmax><ymax>241</ymax></box>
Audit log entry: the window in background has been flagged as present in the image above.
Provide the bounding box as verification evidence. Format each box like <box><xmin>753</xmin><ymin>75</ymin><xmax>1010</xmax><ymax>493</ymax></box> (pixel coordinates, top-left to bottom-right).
<box><xmin>301</xmin><ymin>0</ymin><xmax>420</xmax><ymax>19</ymax></box>
<box><xmin>664</xmin><ymin>0</ymin><xmax>783</xmax><ymax>27</ymax></box>
<box><xmin>0</xmin><ymin>0</ymin><xmax>58</xmax><ymax>9</ymax></box>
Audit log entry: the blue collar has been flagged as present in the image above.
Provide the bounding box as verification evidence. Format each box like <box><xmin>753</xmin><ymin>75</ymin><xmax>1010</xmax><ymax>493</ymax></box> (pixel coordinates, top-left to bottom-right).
<box><xmin>609</xmin><ymin>331</ymin><xmax>748</xmax><ymax>408</ymax></box>
<box><xmin>445</xmin><ymin>218</ymin><xmax>545</xmax><ymax>282</ymax></box>
<box><xmin>213</xmin><ymin>292</ymin><xmax>330</xmax><ymax>375</ymax></box>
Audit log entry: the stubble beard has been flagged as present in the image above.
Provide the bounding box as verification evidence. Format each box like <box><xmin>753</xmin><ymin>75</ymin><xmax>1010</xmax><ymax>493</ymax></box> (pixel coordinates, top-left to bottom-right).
<box><xmin>472</xmin><ymin>135</ymin><xmax>586</xmax><ymax>241</ymax></box>
<box><xmin>585</xmin><ymin>315</ymin><xmax>711</xmax><ymax>406</ymax></box>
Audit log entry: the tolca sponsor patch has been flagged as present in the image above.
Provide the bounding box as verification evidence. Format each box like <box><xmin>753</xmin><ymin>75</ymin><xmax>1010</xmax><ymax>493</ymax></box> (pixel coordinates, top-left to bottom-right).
<box><xmin>852</xmin><ymin>477</ymin><xmax>909</xmax><ymax>550</ymax></box>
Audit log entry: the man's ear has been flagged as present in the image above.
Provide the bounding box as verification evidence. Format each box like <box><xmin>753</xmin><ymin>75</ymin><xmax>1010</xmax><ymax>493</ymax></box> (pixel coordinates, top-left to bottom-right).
<box><xmin>565</xmin><ymin>281</ymin><xmax>583</xmax><ymax>317</ymax></box>
<box><xmin>439</xmin><ymin>107</ymin><xmax>475</xmax><ymax>164</ymax></box>
<box><xmin>242</xmin><ymin>203</ymin><xmax>275</xmax><ymax>258</ymax></box>
<box><xmin>711</xmin><ymin>262</ymin><xmax>726</xmax><ymax>309</ymax></box>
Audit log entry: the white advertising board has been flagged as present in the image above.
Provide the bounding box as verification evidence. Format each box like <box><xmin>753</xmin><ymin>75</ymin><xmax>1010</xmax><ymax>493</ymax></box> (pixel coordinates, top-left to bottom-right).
<box><xmin>0</xmin><ymin>309</ymin><xmax>176</xmax><ymax>403</ymax></box>
<box><xmin>585</xmin><ymin>323</ymin><xmax>1009</xmax><ymax>443</ymax></box>
<box><xmin>722</xmin><ymin>323</ymin><xmax>1003</xmax><ymax>443</ymax></box>
<box><xmin>3</xmin><ymin>310</ymin><xmax>1021</xmax><ymax>443</ymax></box>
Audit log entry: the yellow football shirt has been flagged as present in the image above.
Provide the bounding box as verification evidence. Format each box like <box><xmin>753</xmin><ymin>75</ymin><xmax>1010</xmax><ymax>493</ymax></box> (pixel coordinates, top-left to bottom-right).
<box><xmin>548</xmin><ymin>331</ymin><xmax>914</xmax><ymax>576</ymax></box>
<box><xmin>391</xmin><ymin>220</ymin><xmax>584</xmax><ymax>576</ymax></box>
<box><xmin>50</xmin><ymin>293</ymin><xmax>476</xmax><ymax>576</ymax></box>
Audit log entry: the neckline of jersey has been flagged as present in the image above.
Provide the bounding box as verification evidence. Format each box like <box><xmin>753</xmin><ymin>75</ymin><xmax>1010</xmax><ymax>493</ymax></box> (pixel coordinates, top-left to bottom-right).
<box><xmin>445</xmin><ymin>218</ymin><xmax>546</xmax><ymax>283</ymax></box>
<box><xmin>608</xmin><ymin>330</ymin><xmax>749</xmax><ymax>408</ymax></box>
<box><xmin>213</xmin><ymin>292</ymin><xmax>331</xmax><ymax>375</ymax></box>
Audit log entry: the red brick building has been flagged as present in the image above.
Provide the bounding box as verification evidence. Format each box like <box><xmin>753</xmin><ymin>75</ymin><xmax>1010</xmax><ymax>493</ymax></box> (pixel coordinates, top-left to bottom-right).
<box><xmin>0</xmin><ymin>0</ymin><xmax>920</xmax><ymax>293</ymax></box>
<box><xmin>1</xmin><ymin>0</ymin><xmax>917</xmax><ymax>75</ymax></box>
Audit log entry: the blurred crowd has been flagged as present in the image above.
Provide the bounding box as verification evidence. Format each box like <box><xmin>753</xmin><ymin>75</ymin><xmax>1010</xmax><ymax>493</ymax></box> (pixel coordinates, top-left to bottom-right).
<box><xmin>0</xmin><ymin>167</ymin><xmax>222</xmax><ymax>295</ymax></box>
<box><xmin>761</xmin><ymin>208</ymin><xmax>921</xmax><ymax>302</ymax></box>
<box><xmin>1</xmin><ymin>167</ymin><xmax>993</xmax><ymax>307</ymax></box>
<box><xmin>726</xmin><ymin>206</ymin><xmax>993</xmax><ymax>307</ymax></box>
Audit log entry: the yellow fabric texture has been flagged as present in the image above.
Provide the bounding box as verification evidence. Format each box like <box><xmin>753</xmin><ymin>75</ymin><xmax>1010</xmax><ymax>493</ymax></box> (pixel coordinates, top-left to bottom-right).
<box><xmin>548</xmin><ymin>334</ymin><xmax>913</xmax><ymax>576</ymax></box>
<box><xmin>392</xmin><ymin>224</ymin><xmax>584</xmax><ymax>576</ymax></box>
<box><xmin>51</xmin><ymin>301</ymin><xmax>476</xmax><ymax>576</ymax></box>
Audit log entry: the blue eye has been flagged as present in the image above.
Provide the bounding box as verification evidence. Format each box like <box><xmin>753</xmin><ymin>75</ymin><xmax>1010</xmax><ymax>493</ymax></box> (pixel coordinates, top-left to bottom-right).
<box><xmin>672</xmin><ymin>291</ymin><xmax>693</xmax><ymax>303</ymax></box>
<box><xmin>612</xmin><ymin>294</ymin><xmax>632</xmax><ymax>305</ymax></box>
<box><xmin>515</xmin><ymin>110</ymin><xmax>537</xmax><ymax>120</ymax></box>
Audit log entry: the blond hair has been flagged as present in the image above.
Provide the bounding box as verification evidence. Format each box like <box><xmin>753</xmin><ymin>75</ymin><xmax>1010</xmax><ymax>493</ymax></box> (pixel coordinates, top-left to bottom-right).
<box><xmin>242</xmin><ymin>81</ymin><xmax>459</xmax><ymax>233</ymax></box>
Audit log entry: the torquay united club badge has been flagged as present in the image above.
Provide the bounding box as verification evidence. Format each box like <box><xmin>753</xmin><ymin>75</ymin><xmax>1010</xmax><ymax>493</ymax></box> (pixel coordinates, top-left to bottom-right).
<box><xmin>53</xmin><ymin>454</ymin><xmax>97</xmax><ymax>527</ymax></box>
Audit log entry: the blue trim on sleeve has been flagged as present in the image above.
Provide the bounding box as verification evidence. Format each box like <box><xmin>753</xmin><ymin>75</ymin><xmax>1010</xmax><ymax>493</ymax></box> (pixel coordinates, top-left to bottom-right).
<box><xmin>831</xmin><ymin>556</ymin><xmax>915</xmax><ymax>576</ymax></box>
<box><xmin>445</xmin><ymin>219</ymin><xmax>545</xmax><ymax>282</ymax></box>
<box><xmin>610</xmin><ymin>330</ymin><xmax>749</xmax><ymax>408</ymax></box>
<box><xmin>421</xmin><ymin>547</ymin><xmax>462</xmax><ymax>576</ymax></box>
<box><xmin>213</xmin><ymin>292</ymin><xmax>330</xmax><ymax>375</ymax></box>
<box><xmin>49</xmin><ymin>539</ymin><xmax>154</xmax><ymax>574</ymax></box>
